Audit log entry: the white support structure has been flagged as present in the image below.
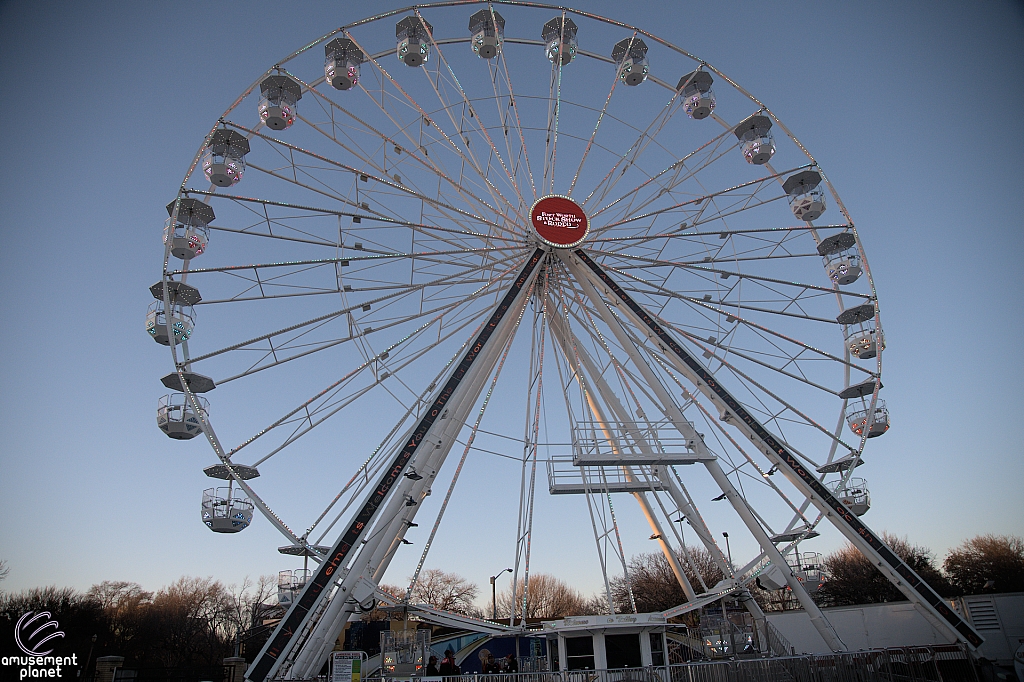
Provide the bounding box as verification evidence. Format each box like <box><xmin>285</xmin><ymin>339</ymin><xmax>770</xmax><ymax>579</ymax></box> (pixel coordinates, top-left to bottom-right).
<box><xmin>564</xmin><ymin>249</ymin><xmax>984</xmax><ymax>651</ymax></box>
<box><xmin>560</xmin><ymin>251</ymin><xmax>844</xmax><ymax>651</ymax></box>
<box><xmin>245</xmin><ymin>250</ymin><xmax>545</xmax><ymax>682</ymax></box>
<box><xmin>546</xmin><ymin>304</ymin><xmax>697</xmax><ymax>603</ymax></box>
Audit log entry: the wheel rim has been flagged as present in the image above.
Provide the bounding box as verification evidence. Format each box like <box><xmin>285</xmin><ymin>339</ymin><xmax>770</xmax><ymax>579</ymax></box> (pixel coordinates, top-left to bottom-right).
<box><xmin>157</xmin><ymin>1</ymin><xmax>885</xmax><ymax>622</ymax></box>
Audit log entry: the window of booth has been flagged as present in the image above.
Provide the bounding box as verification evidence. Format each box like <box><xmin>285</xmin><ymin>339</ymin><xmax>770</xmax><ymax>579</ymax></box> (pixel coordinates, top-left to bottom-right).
<box><xmin>565</xmin><ymin>635</ymin><xmax>595</xmax><ymax>670</ymax></box>
<box><xmin>605</xmin><ymin>633</ymin><xmax>642</xmax><ymax>669</ymax></box>
<box><xmin>649</xmin><ymin>632</ymin><xmax>665</xmax><ymax>666</ymax></box>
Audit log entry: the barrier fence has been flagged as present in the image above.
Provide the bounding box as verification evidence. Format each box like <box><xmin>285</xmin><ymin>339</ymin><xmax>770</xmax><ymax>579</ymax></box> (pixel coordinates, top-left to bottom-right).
<box><xmin>365</xmin><ymin>644</ymin><xmax>976</xmax><ymax>682</ymax></box>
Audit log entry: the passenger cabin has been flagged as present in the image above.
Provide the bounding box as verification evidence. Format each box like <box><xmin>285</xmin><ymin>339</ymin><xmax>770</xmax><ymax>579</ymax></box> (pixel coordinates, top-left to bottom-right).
<box><xmin>278</xmin><ymin>569</ymin><xmax>311</xmax><ymax>606</ymax></box>
<box><xmin>788</xmin><ymin>552</ymin><xmax>825</xmax><ymax>595</ymax></box>
<box><xmin>396</xmin><ymin>16</ymin><xmax>433</xmax><ymax>67</ymax></box>
<box><xmin>677</xmin><ymin>71</ymin><xmax>715</xmax><ymax>119</ymax></box>
<box><xmin>469</xmin><ymin>9</ymin><xmax>505</xmax><ymax>59</ymax></box>
<box><xmin>156</xmin><ymin>393</ymin><xmax>208</xmax><ymax>439</ymax></box>
<box><xmin>837</xmin><ymin>303</ymin><xmax>884</xmax><ymax>360</ymax></box>
<box><xmin>817</xmin><ymin>232</ymin><xmax>862</xmax><ymax>285</ymax></box>
<box><xmin>611</xmin><ymin>37</ymin><xmax>649</xmax><ymax>86</ymax></box>
<box><xmin>146</xmin><ymin>300</ymin><xmax>194</xmax><ymax>346</ymax></box>
<box><xmin>828</xmin><ymin>477</ymin><xmax>871</xmax><ymax>516</ymax></box>
<box><xmin>164</xmin><ymin>197</ymin><xmax>214</xmax><ymax>260</ymax></box>
<box><xmin>542</xmin><ymin>17</ymin><xmax>578</xmax><ymax>66</ymax></box>
<box><xmin>734</xmin><ymin>115</ymin><xmax>775</xmax><ymax>165</ymax></box>
<box><xmin>847</xmin><ymin>399</ymin><xmax>890</xmax><ymax>438</ymax></box>
<box><xmin>325</xmin><ymin>38</ymin><xmax>364</xmax><ymax>90</ymax></box>
<box><xmin>201</xmin><ymin>487</ymin><xmax>254</xmax><ymax>533</ymax></box>
<box><xmin>258</xmin><ymin>75</ymin><xmax>302</xmax><ymax>130</ymax></box>
<box><xmin>783</xmin><ymin>170</ymin><xmax>827</xmax><ymax>222</ymax></box>
<box><xmin>202</xmin><ymin>128</ymin><xmax>249</xmax><ymax>187</ymax></box>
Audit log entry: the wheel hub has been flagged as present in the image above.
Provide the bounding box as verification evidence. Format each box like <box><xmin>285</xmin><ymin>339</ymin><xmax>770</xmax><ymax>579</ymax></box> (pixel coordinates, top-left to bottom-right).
<box><xmin>529</xmin><ymin>194</ymin><xmax>589</xmax><ymax>248</ymax></box>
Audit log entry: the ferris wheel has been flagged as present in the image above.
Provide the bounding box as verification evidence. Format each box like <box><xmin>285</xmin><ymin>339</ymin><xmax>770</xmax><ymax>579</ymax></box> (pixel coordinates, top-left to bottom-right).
<box><xmin>150</xmin><ymin>2</ymin><xmax>982</xmax><ymax>677</ymax></box>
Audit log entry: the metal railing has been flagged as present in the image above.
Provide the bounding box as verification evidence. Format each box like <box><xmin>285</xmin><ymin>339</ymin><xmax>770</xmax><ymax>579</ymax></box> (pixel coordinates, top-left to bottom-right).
<box><xmin>367</xmin><ymin>644</ymin><xmax>977</xmax><ymax>682</ymax></box>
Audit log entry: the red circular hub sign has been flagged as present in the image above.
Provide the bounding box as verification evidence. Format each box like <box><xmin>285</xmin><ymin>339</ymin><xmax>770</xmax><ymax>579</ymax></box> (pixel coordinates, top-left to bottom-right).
<box><xmin>530</xmin><ymin>195</ymin><xmax>589</xmax><ymax>248</ymax></box>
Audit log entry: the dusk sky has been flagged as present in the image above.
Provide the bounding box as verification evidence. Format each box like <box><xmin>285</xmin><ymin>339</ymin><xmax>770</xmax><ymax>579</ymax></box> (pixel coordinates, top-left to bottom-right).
<box><xmin>1</xmin><ymin>0</ymin><xmax>1021</xmax><ymax>610</ymax></box>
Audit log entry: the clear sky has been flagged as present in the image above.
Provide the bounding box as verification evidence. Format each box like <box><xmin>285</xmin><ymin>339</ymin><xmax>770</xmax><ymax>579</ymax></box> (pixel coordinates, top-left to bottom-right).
<box><xmin>1</xmin><ymin>0</ymin><xmax>1022</xmax><ymax>610</ymax></box>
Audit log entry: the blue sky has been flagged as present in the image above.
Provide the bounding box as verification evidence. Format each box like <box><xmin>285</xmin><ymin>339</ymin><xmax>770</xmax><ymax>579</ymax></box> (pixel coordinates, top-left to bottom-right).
<box><xmin>1</xmin><ymin>0</ymin><xmax>1022</xmax><ymax>606</ymax></box>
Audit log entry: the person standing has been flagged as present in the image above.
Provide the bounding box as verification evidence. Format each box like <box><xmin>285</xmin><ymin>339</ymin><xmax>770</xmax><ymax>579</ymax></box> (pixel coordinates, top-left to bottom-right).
<box><xmin>439</xmin><ymin>649</ymin><xmax>461</xmax><ymax>677</ymax></box>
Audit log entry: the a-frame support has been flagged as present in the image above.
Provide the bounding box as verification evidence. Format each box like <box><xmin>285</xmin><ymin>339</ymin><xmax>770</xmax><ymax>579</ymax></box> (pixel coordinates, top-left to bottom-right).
<box><xmin>245</xmin><ymin>249</ymin><xmax>545</xmax><ymax>682</ymax></box>
<box><xmin>566</xmin><ymin>248</ymin><xmax>983</xmax><ymax>650</ymax></box>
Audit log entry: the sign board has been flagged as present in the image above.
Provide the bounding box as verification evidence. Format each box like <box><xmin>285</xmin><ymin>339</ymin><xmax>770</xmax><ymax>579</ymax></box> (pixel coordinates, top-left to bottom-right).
<box><xmin>331</xmin><ymin>651</ymin><xmax>363</xmax><ymax>682</ymax></box>
<box><xmin>530</xmin><ymin>195</ymin><xmax>589</xmax><ymax>248</ymax></box>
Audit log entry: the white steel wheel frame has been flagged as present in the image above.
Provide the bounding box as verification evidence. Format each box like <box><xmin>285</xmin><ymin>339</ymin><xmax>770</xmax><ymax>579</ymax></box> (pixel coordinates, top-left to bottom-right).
<box><xmin>153</xmin><ymin>2</ymin><xmax>934</xmax><ymax>674</ymax></box>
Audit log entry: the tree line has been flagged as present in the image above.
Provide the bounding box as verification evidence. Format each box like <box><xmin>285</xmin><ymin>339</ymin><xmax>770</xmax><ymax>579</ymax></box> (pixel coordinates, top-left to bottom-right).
<box><xmin>379</xmin><ymin>533</ymin><xmax>1024</xmax><ymax>618</ymax></box>
<box><xmin>0</xmin><ymin>573</ymin><xmax>279</xmax><ymax>672</ymax></box>
<box><xmin>0</xmin><ymin>533</ymin><xmax>1020</xmax><ymax>671</ymax></box>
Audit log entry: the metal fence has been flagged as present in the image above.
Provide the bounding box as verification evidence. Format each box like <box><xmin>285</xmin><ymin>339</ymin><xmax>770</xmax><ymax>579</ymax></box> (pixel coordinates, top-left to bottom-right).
<box><xmin>371</xmin><ymin>644</ymin><xmax>978</xmax><ymax>682</ymax></box>
<box><xmin>110</xmin><ymin>665</ymin><xmax>234</xmax><ymax>682</ymax></box>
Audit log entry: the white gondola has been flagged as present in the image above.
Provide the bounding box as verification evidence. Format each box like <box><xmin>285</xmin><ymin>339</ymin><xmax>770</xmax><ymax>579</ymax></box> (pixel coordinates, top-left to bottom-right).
<box><xmin>734</xmin><ymin>114</ymin><xmax>775</xmax><ymax>165</ymax></box>
<box><xmin>677</xmin><ymin>70</ymin><xmax>715</xmax><ymax>119</ymax></box>
<box><xmin>258</xmin><ymin>75</ymin><xmax>301</xmax><ymax>131</ymax></box>
<box><xmin>201</xmin><ymin>487</ymin><xmax>254</xmax><ymax>533</ymax></box>
<box><xmin>789</xmin><ymin>552</ymin><xmax>826</xmax><ymax>595</ymax></box>
<box><xmin>278</xmin><ymin>569</ymin><xmax>311</xmax><ymax>606</ymax></box>
<box><xmin>846</xmin><ymin>326</ymin><xmax>885</xmax><ymax>359</ymax></box>
<box><xmin>396</xmin><ymin>16</ymin><xmax>432</xmax><ymax>67</ymax></box>
<box><xmin>468</xmin><ymin>9</ymin><xmax>505</xmax><ymax>59</ymax></box>
<box><xmin>542</xmin><ymin>17</ymin><xmax>578</xmax><ymax>66</ymax></box>
<box><xmin>325</xmin><ymin>37</ymin><xmax>364</xmax><ymax>90</ymax></box>
<box><xmin>783</xmin><ymin>170</ymin><xmax>827</xmax><ymax>222</ymax></box>
<box><xmin>157</xmin><ymin>393</ymin><xmax>209</xmax><ymax>440</ymax></box>
<box><xmin>611</xmin><ymin>37</ymin><xmax>649</xmax><ymax>86</ymax></box>
<box><xmin>828</xmin><ymin>477</ymin><xmax>871</xmax><ymax>516</ymax></box>
<box><xmin>164</xmin><ymin>198</ymin><xmax>214</xmax><ymax>260</ymax></box>
<box><xmin>818</xmin><ymin>232</ymin><xmax>863</xmax><ymax>286</ymax></box>
<box><xmin>847</xmin><ymin>399</ymin><xmax>889</xmax><ymax>438</ymax></box>
<box><xmin>146</xmin><ymin>300</ymin><xmax>194</xmax><ymax>346</ymax></box>
<box><xmin>754</xmin><ymin>562</ymin><xmax>789</xmax><ymax>591</ymax></box>
<box><xmin>202</xmin><ymin>129</ymin><xmax>249</xmax><ymax>188</ymax></box>
<box><xmin>837</xmin><ymin>303</ymin><xmax>884</xmax><ymax>359</ymax></box>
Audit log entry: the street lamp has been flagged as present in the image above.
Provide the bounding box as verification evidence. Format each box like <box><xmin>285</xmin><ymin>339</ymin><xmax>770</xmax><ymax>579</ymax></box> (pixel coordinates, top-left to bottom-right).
<box><xmin>81</xmin><ymin>634</ymin><xmax>96</xmax><ymax>678</ymax></box>
<box><xmin>490</xmin><ymin>568</ymin><xmax>513</xmax><ymax>620</ymax></box>
<box><xmin>721</xmin><ymin>533</ymin><xmax>733</xmax><ymax>628</ymax></box>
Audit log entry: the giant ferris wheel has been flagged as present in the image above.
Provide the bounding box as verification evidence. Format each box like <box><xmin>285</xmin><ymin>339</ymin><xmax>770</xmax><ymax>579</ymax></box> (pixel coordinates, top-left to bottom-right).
<box><xmin>148</xmin><ymin>2</ymin><xmax>981</xmax><ymax>678</ymax></box>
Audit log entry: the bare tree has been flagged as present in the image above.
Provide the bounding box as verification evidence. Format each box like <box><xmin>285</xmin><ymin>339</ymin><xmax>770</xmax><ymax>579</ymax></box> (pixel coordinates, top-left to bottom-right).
<box><xmin>361</xmin><ymin>583</ymin><xmax>404</xmax><ymax>621</ymax></box>
<box><xmin>87</xmin><ymin>581</ymin><xmax>153</xmax><ymax>647</ymax></box>
<box><xmin>227</xmin><ymin>575</ymin><xmax>279</xmax><ymax>642</ymax></box>
<box><xmin>944</xmin><ymin>534</ymin><xmax>1024</xmax><ymax>595</ymax></box>
<box><xmin>146</xmin><ymin>576</ymin><xmax>234</xmax><ymax>667</ymax></box>
<box><xmin>0</xmin><ymin>559</ymin><xmax>9</xmax><ymax>585</ymax></box>
<box><xmin>580</xmin><ymin>592</ymin><xmax>612</xmax><ymax>615</ymax></box>
<box><xmin>409</xmin><ymin>569</ymin><xmax>480</xmax><ymax>616</ymax></box>
<box><xmin>815</xmin><ymin>532</ymin><xmax>951</xmax><ymax>607</ymax></box>
<box><xmin>610</xmin><ymin>547</ymin><xmax>725</xmax><ymax>614</ymax></box>
<box><xmin>496</xmin><ymin>573</ymin><xmax>589</xmax><ymax>619</ymax></box>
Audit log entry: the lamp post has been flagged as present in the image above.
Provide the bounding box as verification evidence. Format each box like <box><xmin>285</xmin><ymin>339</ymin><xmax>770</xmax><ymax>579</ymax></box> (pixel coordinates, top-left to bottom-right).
<box><xmin>82</xmin><ymin>634</ymin><xmax>96</xmax><ymax>679</ymax></box>
<box><xmin>721</xmin><ymin>533</ymin><xmax>733</xmax><ymax>637</ymax></box>
<box><xmin>490</xmin><ymin>568</ymin><xmax>512</xmax><ymax>620</ymax></box>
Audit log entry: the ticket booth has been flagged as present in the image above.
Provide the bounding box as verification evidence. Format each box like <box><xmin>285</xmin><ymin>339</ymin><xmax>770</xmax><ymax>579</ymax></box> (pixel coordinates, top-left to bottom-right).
<box><xmin>543</xmin><ymin>613</ymin><xmax>668</xmax><ymax>674</ymax></box>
